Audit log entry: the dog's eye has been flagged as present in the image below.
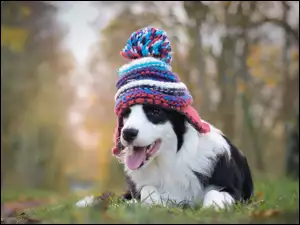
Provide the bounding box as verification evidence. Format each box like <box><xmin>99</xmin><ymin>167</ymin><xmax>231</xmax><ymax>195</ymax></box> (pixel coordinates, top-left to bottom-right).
<box><xmin>143</xmin><ymin>105</ymin><xmax>167</xmax><ymax>124</ymax></box>
<box><xmin>144</xmin><ymin>106</ymin><xmax>162</xmax><ymax>116</ymax></box>
<box><xmin>150</xmin><ymin>108</ymin><xmax>161</xmax><ymax>116</ymax></box>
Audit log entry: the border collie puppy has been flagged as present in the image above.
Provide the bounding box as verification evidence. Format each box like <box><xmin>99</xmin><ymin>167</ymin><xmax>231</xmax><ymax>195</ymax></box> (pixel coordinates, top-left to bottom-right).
<box><xmin>76</xmin><ymin>27</ymin><xmax>254</xmax><ymax>210</ymax></box>
<box><xmin>118</xmin><ymin>104</ymin><xmax>253</xmax><ymax>209</ymax></box>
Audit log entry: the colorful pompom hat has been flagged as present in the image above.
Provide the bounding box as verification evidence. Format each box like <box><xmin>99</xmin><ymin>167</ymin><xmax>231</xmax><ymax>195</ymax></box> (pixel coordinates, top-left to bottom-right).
<box><xmin>112</xmin><ymin>27</ymin><xmax>210</xmax><ymax>156</ymax></box>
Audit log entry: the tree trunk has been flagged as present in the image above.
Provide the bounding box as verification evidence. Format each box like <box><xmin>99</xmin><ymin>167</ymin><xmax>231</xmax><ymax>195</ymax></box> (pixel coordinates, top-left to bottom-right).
<box><xmin>280</xmin><ymin>2</ymin><xmax>296</xmax><ymax>122</ymax></box>
<box><xmin>194</xmin><ymin>18</ymin><xmax>208</xmax><ymax>115</ymax></box>
<box><xmin>241</xmin><ymin>92</ymin><xmax>265</xmax><ymax>172</ymax></box>
<box><xmin>285</xmin><ymin>114</ymin><xmax>299</xmax><ymax>179</ymax></box>
<box><xmin>216</xmin><ymin>36</ymin><xmax>237</xmax><ymax>140</ymax></box>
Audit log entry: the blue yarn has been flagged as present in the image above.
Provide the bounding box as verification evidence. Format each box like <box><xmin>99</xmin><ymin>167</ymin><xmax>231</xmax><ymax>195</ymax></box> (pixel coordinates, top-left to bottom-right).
<box><xmin>120</xmin><ymin>27</ymin><xmax>173</xmax><ymax>64</ymax></box>
<box><xmin>164</xmin><ymin>96</ymin><xmax>173</xmax><ymax>101</ymax></box>
<box><xmin>142</xmin><ymin>44</ymin><xmax>149</xmax><ymax>56</ymax></box>
<box><xmin>118</xmin><ymin>61</ymin><xmax>170</xmax><ymax>77</ymax></box>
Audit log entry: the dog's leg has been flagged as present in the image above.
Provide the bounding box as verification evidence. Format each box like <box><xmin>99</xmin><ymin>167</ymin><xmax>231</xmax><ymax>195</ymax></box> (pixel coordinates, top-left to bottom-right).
<box><xmin>75</xmin><ymin>175</ymin><xmax>141</xmax><ymax>208</ymax></box>
<box><xmin>140</xmin><ymin>186</ymin><xmax>165</xmax><ymax>206</ymax></box>
<box><xmin>76</xmin><ymin>192</ymin><xmax>114</xmax><ymax>208</ymax></box>
<box><xmin>202</xmin><ymin>188</ymin><xmax>235</xmax><ymax>210</ymax></box>
<box><xmin>121</xmin><ymin>175</ymin><xmax>140</xmax><ymax>203</ymax></box>
<box><xmin>76</xmin><ymin>195</ymin><xmax>96</xmax><ymax>208</ymax></box>
<box><xmin>141</xmin><ymin>186</ymin><xmax>190</xmax><ymax>207</ymax></box>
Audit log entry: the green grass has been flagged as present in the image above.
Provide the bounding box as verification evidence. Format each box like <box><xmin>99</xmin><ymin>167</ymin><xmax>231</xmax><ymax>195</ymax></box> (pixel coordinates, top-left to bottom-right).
<box><xmin>1</xmin><ymin>188</ymin><xmax>59</xmax><ymax>204</ymax></box>
<box><xmin>2</xmin><ymin>177</ymin><xmax>299</xmax><ymax>224</ymax></box>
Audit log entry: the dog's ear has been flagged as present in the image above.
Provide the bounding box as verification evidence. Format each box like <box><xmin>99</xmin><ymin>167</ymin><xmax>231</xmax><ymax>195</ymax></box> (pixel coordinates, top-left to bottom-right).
<box><xmin>116</xmin><ymin>116</ymin><xmax>125</xmax><ymax>150</ymax></box>
<box><xmin>117</xmin><ymin>141</ymin><xmax>125</xmax><ymax>150</ymax></box>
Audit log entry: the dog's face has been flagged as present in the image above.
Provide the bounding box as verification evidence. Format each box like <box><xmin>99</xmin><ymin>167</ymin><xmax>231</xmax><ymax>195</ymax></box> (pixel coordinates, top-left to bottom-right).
<box><xmin>120</xmin><ymin>104</ymin><xmax>186</xmax><ymax>171</ymax></box>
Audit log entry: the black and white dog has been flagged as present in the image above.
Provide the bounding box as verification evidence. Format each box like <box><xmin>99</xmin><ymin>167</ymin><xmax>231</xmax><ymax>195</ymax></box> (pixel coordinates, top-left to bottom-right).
<box><xmin>76</xmin><ymin>104</ymin><xmax>254</xmax><ymax>210</ymax></box>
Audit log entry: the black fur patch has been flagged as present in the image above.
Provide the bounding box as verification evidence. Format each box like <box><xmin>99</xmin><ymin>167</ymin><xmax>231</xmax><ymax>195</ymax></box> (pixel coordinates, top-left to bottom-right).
<box><xmin>222</xmin><ymin>135</ymin><xmax>254</xmax><ymax>201</ymax></box>
<box><xmin>122</xmin><ymin>175</ymin><xmax>141</xmax><ymax>200</ymax></box>
<box><xmin>122</xmin><ymin>107</ymin><xmax>131</xmax><ymax>119</ymax></box>
<box><xmin>142</xmin><ymin>104</ymin><xmax>187</xmax><ymax>151</ymax></box>
<box><xmin>193</xmin><ymin>135</ymin><xmax>254</xmax><ymax>202</ymax></box>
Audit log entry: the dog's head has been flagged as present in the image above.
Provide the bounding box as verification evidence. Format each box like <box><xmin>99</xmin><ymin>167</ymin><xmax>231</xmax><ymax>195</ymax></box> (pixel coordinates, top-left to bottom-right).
<box><xmin>119</xmin><ymin>104</ymin><xmax>187</xmax><ymax>171</ymax></box>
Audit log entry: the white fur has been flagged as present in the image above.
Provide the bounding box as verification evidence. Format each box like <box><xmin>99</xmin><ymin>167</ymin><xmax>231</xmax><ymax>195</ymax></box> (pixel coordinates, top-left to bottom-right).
<box><xmin>121</xmin><ymin>105</ymin><xmax>234</xmax><ymax>209</ymax></box>
<box><xmin>202</xmin><ymin>190</ymin><xmax>234</xmax><ymax>210</ymax></box>
<box><xmin>140</xmin><ymin>185</ymin><xmax>163</xmax><ymax>206</ymax></box>
<box><xmin>76</xmin><ymin>105</ymin><xmax>236</xmax><ymax>209</ymax></box>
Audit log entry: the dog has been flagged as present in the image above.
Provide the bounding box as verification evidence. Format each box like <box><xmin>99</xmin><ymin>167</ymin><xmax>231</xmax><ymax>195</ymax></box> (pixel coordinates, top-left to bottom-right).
<box><xmin>76</xmin><ymin>103</ymin><xmax>254</xmax><ymax>210</ymax></box>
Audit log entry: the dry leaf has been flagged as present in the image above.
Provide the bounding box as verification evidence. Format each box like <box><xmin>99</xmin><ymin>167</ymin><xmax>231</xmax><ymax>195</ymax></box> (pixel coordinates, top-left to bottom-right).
<box><xmin>255</xmin><ymin>192</ymin><xmax>263</xmax><ymax>199</ymax></box>
<box><xmin>251</xmin><ymin>209</ymin><xmax>281</xmax><ymax>218</ymax></box>
<box><xmin>1</xmin><ymin>214</ymin><xmax>42</xmax><ymax>224</ymax></box>
<box><xmin>263</xmin><ymin>209</ymin><xmax>281</xmax><ymax>217</ymax></box>
<box><xmin>93</xmin><ymin>192</ymin><xmax>115</xmax><ymax>211</ymax></box>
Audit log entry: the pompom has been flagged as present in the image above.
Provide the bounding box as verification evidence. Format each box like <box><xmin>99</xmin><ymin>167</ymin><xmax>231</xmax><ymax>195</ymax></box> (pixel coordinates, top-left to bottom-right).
<box><xmin>120</xmin><ymin>27</ymin><xmax>172</xmax><ymax>64</ymax></box>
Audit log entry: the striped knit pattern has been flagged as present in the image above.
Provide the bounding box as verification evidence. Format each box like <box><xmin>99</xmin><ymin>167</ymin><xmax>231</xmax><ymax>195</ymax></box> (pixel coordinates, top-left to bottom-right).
<box><xmin>112</xmin><ymin>27</ymin><xmax>210</xmax><ymax>156</ymax></box>
<box><xmin>114</xmin><ymin>57</ymin><xmax>192</xmax><ymax>117</ymax></box>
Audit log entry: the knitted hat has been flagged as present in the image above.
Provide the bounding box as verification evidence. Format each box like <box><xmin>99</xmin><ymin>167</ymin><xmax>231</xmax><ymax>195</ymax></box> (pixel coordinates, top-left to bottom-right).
<box><xmin>112</xmin><ymin>27</ymin><xmax>210</xmax><ymax>157</ymax></box>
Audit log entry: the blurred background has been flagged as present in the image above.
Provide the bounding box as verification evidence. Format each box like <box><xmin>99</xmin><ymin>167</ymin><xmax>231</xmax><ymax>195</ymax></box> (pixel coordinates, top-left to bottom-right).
<box><xmin>1</xmin><ymin>1</ymin><xmax>299</xmax><ymax>195</ymax></box>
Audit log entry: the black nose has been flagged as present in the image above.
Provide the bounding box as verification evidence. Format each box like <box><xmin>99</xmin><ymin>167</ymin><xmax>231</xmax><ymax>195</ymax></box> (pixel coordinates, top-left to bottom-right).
<box><xmin>122</xmin><ymin>128</ymin><xmax>139</xmax><ymax>142</ymax></box>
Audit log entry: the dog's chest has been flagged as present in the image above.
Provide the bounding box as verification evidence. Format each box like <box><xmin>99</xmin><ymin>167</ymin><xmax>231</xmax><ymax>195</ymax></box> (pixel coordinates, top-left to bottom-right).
<box><xmin>128</xmin><ymin>162</ymin><xmax>205</xmax><ymax>203</ymax></box>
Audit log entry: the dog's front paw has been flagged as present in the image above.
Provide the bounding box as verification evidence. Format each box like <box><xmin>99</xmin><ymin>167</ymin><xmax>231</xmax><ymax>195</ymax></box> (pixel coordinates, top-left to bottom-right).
<box><xmin>140</xmin><ymin>186</ymin><xmax>163</xmax><ymax>206</ymax></box>
<box><xmin>126</xmin><ymin>198</ymin><xmax>139</xmax><ymax>205</ymax></box>
<box><xmin>202</xmin><ymin>190</ymin><xmax>234</xmax><ymax>211</ymax></box>
<box><xmin>75</xmin><ymin>195</ymin><xmax>95</xmax><ymax>208</ymax></box>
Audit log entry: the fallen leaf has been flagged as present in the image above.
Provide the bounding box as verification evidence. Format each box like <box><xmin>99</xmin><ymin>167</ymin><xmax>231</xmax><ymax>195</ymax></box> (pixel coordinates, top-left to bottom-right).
<box><xmin>263</xmin><ymin>210</ymin><xmax>281</xmax><ymax>217</ymax></box>
<box><xmin>250</xmin><ymin>209</ymin><xmax>281</xmax><ymax>218</ymax></box>
<box><xmin>93</xmin><ymin>192</ymin><xmax>115</xmax><ymax>211</ymax></box>
<box><xmin>1</xmin><ymin>214</ymin><xmax>42</xmax><ymax>224</ymax></box>
<box><xmin>255</xmin><ymin>192</ymin><xmax>263</xmax><ymax>199</ymax></box>
<box><xmin>97</xmin><ymin>192</ymin><xmax>114</xmax><ymax>201</ymax></box>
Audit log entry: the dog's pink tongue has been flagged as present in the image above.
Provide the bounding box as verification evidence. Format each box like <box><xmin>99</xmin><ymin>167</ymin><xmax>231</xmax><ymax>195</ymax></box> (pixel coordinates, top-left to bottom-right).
<box><xmin>125</xmin><ymin>148</ymin><xmax>146</xmax><ymax>170</ymax></box>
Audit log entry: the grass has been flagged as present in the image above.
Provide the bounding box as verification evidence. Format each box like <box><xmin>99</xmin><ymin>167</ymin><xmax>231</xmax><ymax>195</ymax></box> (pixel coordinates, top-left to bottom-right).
<box><xmin>2</xmin><ymin>177</ymin><xmax>299</xmax><ymax>224</ymax></box>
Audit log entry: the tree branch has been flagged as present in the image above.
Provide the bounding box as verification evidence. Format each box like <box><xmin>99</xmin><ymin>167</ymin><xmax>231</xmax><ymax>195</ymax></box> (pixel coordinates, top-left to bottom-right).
<box><xmin>250</xmin><ymin>17</ymin><xmax>299</xmax><ymax>42</ymax></box>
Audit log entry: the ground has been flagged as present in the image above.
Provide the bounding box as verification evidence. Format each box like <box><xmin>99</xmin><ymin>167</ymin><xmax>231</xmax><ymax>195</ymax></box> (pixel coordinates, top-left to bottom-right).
<box><xmin>1</xmin><ymin>176</ymin><xmax>299</xmax><ymax>224</ymax></box>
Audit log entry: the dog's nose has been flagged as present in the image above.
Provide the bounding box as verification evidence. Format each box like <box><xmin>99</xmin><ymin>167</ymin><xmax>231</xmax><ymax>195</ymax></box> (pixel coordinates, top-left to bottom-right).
<box><xmin>122</xmin><ymin>128</ymin><xmax>139</xmax><ymax>142</ymax></box>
